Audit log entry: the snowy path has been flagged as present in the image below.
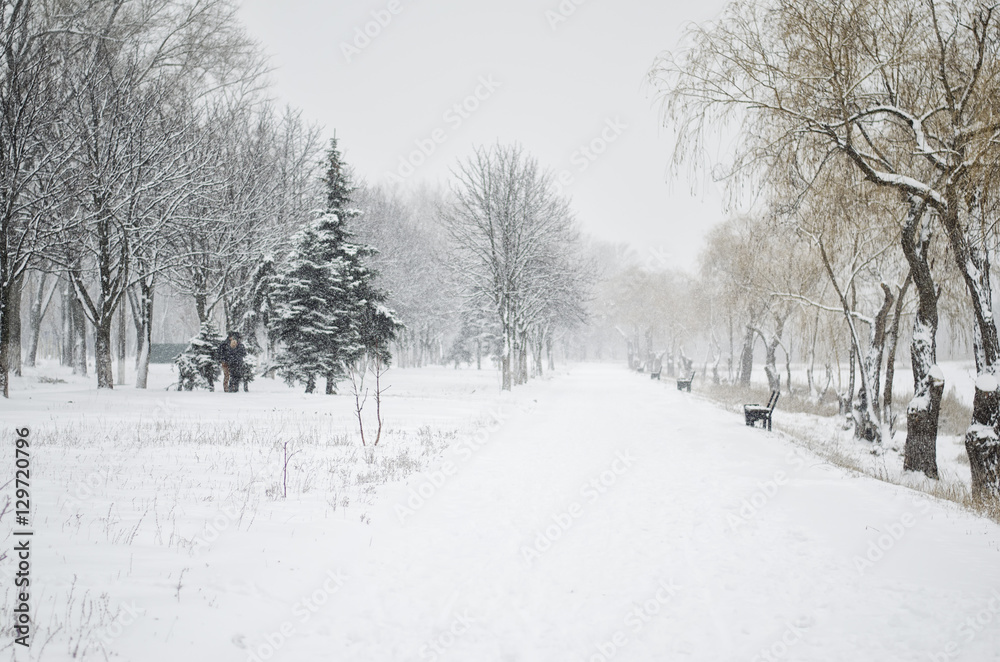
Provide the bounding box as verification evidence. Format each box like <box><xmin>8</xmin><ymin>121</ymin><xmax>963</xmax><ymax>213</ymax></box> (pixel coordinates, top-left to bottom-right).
<box><xmin>234</xmin><ymin>363</ymin><xmax>1000</xmax><ymax>662</ymax></box>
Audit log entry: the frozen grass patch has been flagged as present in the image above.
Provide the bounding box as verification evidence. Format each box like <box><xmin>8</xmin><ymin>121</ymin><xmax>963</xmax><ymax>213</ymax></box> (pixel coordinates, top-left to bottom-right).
<box><xmin>703</xmin><ymin>380</ymin><xmax>839</xmax><ymax>418</ymax></box>
<box><xmin>13</xmin><ymin>416</ymin><xmax>462</xmax><ymax>658</ymax></box>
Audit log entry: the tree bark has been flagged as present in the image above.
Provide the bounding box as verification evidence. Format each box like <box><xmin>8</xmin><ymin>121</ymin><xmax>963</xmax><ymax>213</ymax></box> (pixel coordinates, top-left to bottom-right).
<box><xmin>60</xmin><ymin>279</ymin><xmax>73</xmax><ymax>367</ymax></box>
<box><xmin>116</xmin><ymin>299</ymin><xmax>126</xmax><ymax>385</ymax></box>
<box><xmin>8</xmin><ymin>274</ymin><xmax>22</xmax><ymax>377</ymax></box>
<box><xmin>966</xmin><ymin>379</ymin><xmax>1000</xmax><ymax>502</ymax></box>
<box><xmin>0</xmin><ymin>277</ymin><xmax>8</xmax><ymax>399</ymax></box>
<box><xmin>71</xmin><ymin>289</ymin><xmax>87</xmax><ymax>377</ymax></box>
<box><xmin>94</xmin><ymin>316</ymin><xmax>114</xmax><ymax>389</ymax></box>
<box><xmin>518</xmin><ymin>336</ymin><xmax>528</xmax><ymax>385</ymax></box>
<box><xmin>939</xmin><ymin>196</ymin><xmax>1000</xmax><ymax>499</ymax></box>
<box><xmin>546</xmin><ymin>331</ymin><xmax>554</xmax><ymax>371</ymax></box>
<box><xmin>128</xmin><ymin>281</ymin><xmax>154</xmax><ymax>389</ymax></box>
<box><xmin>501</xmin><ymin>317</ymin><xmax>513</xmax><ymax>390</ymax></box>
<box><xmin>738</xmin><ymin>325</ymin><xmax>754</xmax><ymax>385</ymax></box>
<box><xmin>884</xmin><ymin>273</ymin><xmax>912</xmax><ymax>437</ymax></box>
<box><xmin>854</xmin><ymin>284</ymin><xmax>894</xmax><ymax>442</ymax></box>
<box><xmin>900</xmin><ymin>200</ymin><xmax>941</xmax><ymax>477</ymax></box>
<box><xmin>25</xmin><ymin>271</ymin><xmax>56</xmax><ymax>368</ymax></box>
<box><xmin>760</xmin><ymin>316</ymin><xmax>785</xmax><ymax>393</ymax></box>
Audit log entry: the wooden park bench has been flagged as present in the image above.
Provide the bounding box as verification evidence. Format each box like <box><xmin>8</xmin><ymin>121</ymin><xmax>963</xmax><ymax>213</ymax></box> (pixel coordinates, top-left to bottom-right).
<box><xmin>650</xmin><ymin>366</ymin><xmax>662</xmax><ymax>380</ymax></box>
<box><xmin>676</xmin><ymin>371</ymin><xmax>695</xmax><ymax>392</ymax></box>
<box><xmin>744</xmin><ymin>391</ymin><xmax>779</xmax><ymax>430</ymax></box>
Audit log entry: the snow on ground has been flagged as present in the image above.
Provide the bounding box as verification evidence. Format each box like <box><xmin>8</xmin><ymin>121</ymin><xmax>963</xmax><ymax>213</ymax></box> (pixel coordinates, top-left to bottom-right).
<box><xmin>4</xmin><ymin>362</ymin><xmax>1000</xmax><ymax>661</ymax></box>
<box><xmin>739</xmin><ymin>359</ymin><xmax>977</xmax><ymax>496</ymax></box>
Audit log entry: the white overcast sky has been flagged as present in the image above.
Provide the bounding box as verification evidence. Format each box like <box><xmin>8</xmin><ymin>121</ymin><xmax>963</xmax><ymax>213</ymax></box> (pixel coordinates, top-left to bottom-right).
<box><xmin>236</xmin><ymin>0</ymin><xmax>731</xmax><ymax>272</ymax></box>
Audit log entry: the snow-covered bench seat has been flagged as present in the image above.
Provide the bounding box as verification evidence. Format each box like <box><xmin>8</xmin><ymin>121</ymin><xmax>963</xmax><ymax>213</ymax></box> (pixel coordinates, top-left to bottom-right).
<box><xmin>744</xmin><ymin>390</ymin><xmax>779</xmax><ymax>430</ymax></box>
<box><xmin>676</xmin><ymin>371</ymin><xmax>695</xmax><ymax>392</ymax></box>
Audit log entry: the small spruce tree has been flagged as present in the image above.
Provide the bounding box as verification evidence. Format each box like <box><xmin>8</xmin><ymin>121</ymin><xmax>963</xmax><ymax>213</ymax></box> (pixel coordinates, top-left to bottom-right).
<box><xmin>175</xmin><ymin>322</ymin><xmax>225</xmax><ymax>391</ymax></box>
<box><xmin>271</xmin><ymin>137</ymin><xmax>400</xmax><ymax>393</ymax></box>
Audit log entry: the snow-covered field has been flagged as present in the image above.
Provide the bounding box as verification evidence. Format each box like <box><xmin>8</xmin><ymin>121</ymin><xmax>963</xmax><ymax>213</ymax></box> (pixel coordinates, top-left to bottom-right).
<box><xmin>3</xmin><ymin>362</ymin><xmax>1000</xmax><ymax>661</ymax></box>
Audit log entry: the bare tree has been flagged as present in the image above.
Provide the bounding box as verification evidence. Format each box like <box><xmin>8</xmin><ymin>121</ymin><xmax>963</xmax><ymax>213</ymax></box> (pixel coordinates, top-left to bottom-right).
<box><xmin>0</xmin><ymin>0</ymin><xmax>82</xmax><ymax>397</ymax></box>
<box><xmin>442</xmin><ymin>143</ymin><xmax>585</xmax><ymax>390</ymax></box>
<box><xmin>652</xmin><ymin>0</ymin><xmax>1000</xmax><ymax>492</ymax></box>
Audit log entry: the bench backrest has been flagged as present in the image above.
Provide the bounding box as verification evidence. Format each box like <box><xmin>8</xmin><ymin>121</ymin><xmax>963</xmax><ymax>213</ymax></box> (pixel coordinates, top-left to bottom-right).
<box><xmin>767</xmin><ymin>390</ymin><xmax>780</xmax><ymax>410</ymax></box>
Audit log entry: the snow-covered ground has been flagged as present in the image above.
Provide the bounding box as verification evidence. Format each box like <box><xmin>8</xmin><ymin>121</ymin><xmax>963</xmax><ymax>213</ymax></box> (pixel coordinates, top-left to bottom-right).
<box><xmin>736</xmin><ymin>359</ymin><xmax>977</xmax><ymax>498</ymax></box>
<box><xmin>4</xmin><ymin>362</ymin><xmax>1000</xmax><ymax>661</ymax></box>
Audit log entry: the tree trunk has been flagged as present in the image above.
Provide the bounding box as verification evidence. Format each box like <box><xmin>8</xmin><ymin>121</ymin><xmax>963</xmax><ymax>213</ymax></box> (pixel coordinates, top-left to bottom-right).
<box><xmin>116</xmin><ymin>299</ymin><xmax>126</xmax><ymax>385</ymax></box>
<box><xmin>25</xmin><ymin>271</ymin><xmax>56</xmax><ymax>368</ymax></box>
<box><xmin>518</xmin><ymin>337</ymin><xmax>528</xmax><ymax>385</ymax></box>
<box><xmin>884</xmin><ymin>274</ymin><xmax>912</xmax><ymax>438</ymax></box>
<box><xmin>940</xmin><ymin>198</ymin><xmax>1000</xmax><ymax>500</ymax></box>
<box><xmin>966</xmin><ymin>377</ymin><xmax>1000</xmax><ymax>502</ymax></box>
<box><xmin>7</xmin><ymin>274</ymin><xmax>22</xmax><ymax>377</ymax></box>
<box><xmin>806</xmin><ymin>309</ymin><xmax>819</xmax><ymax>397</ymax></box>
<box><xmin>71</xmin><ymin>292</ymin><xmax>87</xmax><ymax>376</ymax></box>
<box><xmin>0</xmin><ymin>277</ymin><xmax>8</xmax><ymax>399</ymax></box>
<box><xmin>546</xmin><ymin>331</ymin><xmax>555</xmax><ymax>371</ymax></box>
<box><xmin>727</xmin><ymin>314</ymin><xmax>735</xmax><ymax>383</ymax></box>
<box><xmin>61</xmin><ymin>280</ymin><xmax>73</xmax><ymax>367</ymax></box>
<box><xmin>784</xmin><ymin>342</ymin><xmax>792</xmax><ymax>397</ymax></box>
<box><xmin>905</xmin><ymin>369</ymin><xmax>944</xmax><ymax>478</ymax></box>
<box><xmin>325</xmin><ymin>374</ymin><xmax>336</xmax><ymax>394</ymax></box>
<box><xmin>761</xmin><ymin>318</ymin><xmax>784</xmax><ymax>393</ymax></box>
<box><xmin>532</xmin><ymin>327</ymin><xmax>544</xmax><ymax>377</ymax></box>
<box><xmin>846</xmin><ymin>284</ymin><xmax>857</xmax><ymax>411</ymax></box>
<box><xmin>899</xmin><ymin>200</ymin><xmax>941</xmax><ymax>476</ymax></box>
<box><xmin>94</xmin><ymin>316</ymin><xmax>114</xmax><ymax>389</ymax></box>
<box><xmin>501</xmin><ymin>317</ymin><xmax>513</xmax><ymax>390</ymax></box>
<box><xmin>738</xmin><ymin>325</ymin><xmax>754</xmax><ymax>385</ymax></box>
<box><xmin>854</xmin><ymin>284</ymin><xmax>894</xmax><ymax>442</ymax></box>
<box><xmin>129</xmin><ymin>282</ymin><xmax>154</xmax><ymax>390</ymax></box>
<box><xmin>845</xmin><ymin>338</ymin><xmax>856</xmax><ymax>416</ymax></box>
<box><xmin>194</xmin><ymin>290</ymin><xmax>208</xmax><ymax>325</ymax></box>
<box><xmin>305</xmin><ymin>374</ymin><xmax>316</xmax><ymax>394</ymax></box>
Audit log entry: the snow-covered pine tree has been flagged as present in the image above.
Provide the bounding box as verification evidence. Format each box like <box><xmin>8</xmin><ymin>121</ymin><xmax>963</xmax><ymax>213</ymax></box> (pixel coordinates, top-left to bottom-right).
<box><xmin>175</xmin><ymin>322</ymin><xmax>225</xmax><ymax>391</ymax></box>
<box><xmin>270</xmin><ymin>219</ymin><xmax>350</xmax><ymax>393</ymax></box>
<box><xmin>271</xmin><ymin>138</ymin><xmax>400</xmax><ymax>393</ymax></box>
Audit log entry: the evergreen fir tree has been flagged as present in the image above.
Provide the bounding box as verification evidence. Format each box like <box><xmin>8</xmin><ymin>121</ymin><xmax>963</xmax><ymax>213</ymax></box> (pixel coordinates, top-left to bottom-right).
<box><xmin>271</xmin><ymin>137</ymin><xmax>401</xmax><ymax>393</ymax></box>
<box><xmin>175</xmin><ymin>322</ymin><xmax>225</xmax><ymax>391</ymax></box>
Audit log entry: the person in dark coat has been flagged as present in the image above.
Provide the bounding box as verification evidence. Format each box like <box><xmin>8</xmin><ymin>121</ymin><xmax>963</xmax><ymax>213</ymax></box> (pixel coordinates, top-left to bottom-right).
<box><xmin>217</xmin><ymin>331</ymin><xmax>247</xmax><ymax>393</ymax></box>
